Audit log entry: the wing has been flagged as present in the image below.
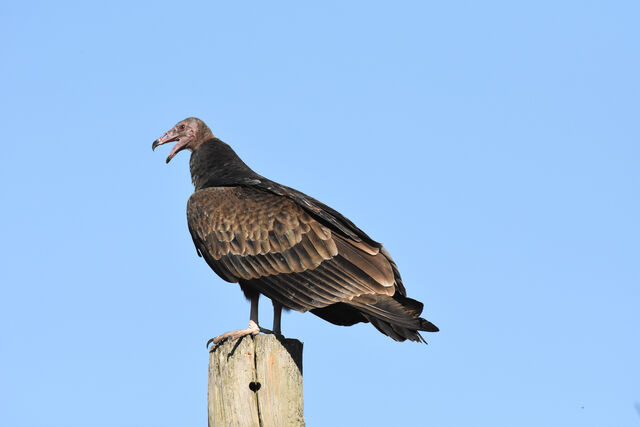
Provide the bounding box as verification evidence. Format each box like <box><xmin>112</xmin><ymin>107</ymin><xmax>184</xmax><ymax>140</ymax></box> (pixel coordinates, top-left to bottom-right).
<box><xmin>254</xmin><ymin>178</ymin><xmax>408</xmax><ymax>296</ymax></box>
<box><xmin>253</xmin><ymin>178</ymin><xmax>378</xmax><ymax>245</ymax></box>
<box><xmin>186</xmin><ymin>186</ymin><xmax>397</xmax><ymax>312</ymax></box>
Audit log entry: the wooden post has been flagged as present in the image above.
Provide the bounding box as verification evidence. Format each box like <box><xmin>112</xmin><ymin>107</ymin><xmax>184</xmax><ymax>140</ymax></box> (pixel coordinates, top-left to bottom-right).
<box><xmin>208</xmin><ymin>334</ymin><xmax>304</xmax><ymax>426</ymax></box>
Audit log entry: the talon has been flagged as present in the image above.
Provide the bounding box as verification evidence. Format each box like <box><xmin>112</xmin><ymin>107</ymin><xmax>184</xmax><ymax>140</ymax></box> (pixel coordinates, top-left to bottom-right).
<box><xmin>207</xmin><ymin>320</ymin><xmax>261</xmax><ymax>349</ymax></box>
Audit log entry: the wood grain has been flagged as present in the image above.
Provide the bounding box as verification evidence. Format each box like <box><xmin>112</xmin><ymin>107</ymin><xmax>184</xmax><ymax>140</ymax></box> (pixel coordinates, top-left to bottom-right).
<box><xmin>208</xmin><ymin>335</ymin><xmax>304</xmax><ymax>426</ymax></box>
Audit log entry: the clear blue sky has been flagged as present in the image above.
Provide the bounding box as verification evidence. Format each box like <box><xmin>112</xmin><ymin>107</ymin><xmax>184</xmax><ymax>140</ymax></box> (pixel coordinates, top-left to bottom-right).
<box><xmin>1</xmin><ymin>1</ymin><xmax>638</xmax><ymax>426</ymax></box>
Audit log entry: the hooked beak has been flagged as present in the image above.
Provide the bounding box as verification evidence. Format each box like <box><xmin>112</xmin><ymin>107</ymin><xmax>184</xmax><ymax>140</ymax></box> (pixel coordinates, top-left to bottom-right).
<box><xmin>152</xmin><ymin>131</ymin><xmax>186</xmax><ymax>163</ymax></box>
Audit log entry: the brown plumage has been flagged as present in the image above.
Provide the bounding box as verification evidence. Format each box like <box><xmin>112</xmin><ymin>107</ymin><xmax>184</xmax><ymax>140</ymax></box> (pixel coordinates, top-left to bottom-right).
<box><xmin>153</xmin><ymin>117</ymin><xmax>438</xmax><ymax>343</ymax></box>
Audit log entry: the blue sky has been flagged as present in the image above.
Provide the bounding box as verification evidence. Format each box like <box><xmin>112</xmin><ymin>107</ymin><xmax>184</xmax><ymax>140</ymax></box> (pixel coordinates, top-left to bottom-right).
<box><xmin>1</xmin><ymin>1</ymin><xmax>639</xmax><ymax>426</ymax></box>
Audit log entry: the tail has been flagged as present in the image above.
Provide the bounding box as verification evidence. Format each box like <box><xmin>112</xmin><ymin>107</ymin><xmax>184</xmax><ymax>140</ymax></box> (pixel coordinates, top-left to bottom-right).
<box><xmin>349</xmin><ymin>294</ymin><xmax>439</xmax><ymax>343</ymax></box>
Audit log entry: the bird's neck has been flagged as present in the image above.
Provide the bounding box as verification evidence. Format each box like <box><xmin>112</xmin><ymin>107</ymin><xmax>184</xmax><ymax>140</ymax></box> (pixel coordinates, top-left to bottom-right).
<box><xmin>189</xmin><ymin>139</ymin><xmax>260</xmax><ymax>190</ymax></box>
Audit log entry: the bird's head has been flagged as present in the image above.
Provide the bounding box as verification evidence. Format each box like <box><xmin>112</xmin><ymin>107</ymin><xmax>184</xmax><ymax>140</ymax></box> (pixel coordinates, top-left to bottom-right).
<box><xmin>152</xmin><ymin>117</ymin><xmax>214</xmax><ymax>163</ymax></box>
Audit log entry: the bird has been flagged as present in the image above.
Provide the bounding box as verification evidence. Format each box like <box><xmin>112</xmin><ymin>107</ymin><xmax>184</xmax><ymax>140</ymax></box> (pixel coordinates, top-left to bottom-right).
<box><xmin>152</xmin><ymin>117</ymin><xmax>438</xmax><ymax>344</ymax></box>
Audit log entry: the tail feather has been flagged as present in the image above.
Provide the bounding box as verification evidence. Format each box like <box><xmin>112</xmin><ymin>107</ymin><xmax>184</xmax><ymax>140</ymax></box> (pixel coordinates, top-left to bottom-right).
<box><xmin>366</xmin><ymin>316</ymin><xmax>406</xmax><ymax>342</ymax></box>
<box><xmin>394</xmin><ymin>295</ymin><xmax>424</xmax><ymax>317</ymax></box>
<box><xmin>350</xmin><ymin>294</ymin><xmax>438</xmax><ymax>342</ymax></box>
<box><xmin>419</xmin><ymin>317</ymin><xmax>439</xmax><ymax>332</ymax></box>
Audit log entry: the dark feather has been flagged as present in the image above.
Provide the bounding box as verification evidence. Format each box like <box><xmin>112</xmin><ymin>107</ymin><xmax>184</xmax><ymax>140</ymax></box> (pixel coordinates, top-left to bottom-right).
<box><xmin>183</xmin><ymin>135</ymin><xmax>438</xmax><ymax>342</ymax></box>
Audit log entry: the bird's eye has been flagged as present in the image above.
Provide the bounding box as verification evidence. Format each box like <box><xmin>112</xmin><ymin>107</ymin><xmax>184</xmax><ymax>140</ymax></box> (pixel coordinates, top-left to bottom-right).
<box><xmin>180</xmin><ymin>125</ymin><xmax>186</xmax><ymax>130</ymax></box>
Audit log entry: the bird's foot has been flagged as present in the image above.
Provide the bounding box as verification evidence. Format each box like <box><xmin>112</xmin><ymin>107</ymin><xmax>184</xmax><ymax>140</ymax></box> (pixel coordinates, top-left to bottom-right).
<box><xmin>206</xmin><ymin>320</ymin><xmax>260</xmax><ymax>349</ymax></box>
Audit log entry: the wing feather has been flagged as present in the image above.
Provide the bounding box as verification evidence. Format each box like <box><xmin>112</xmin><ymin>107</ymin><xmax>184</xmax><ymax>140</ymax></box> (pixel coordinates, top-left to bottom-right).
<box><xmin>187</xmin><ymin>186</ymin><xmax>407</xmax><ymax>312</ymax></box>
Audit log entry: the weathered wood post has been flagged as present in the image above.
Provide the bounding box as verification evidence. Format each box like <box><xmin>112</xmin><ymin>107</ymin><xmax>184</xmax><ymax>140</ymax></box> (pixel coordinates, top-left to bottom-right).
<box><xmin>208</xmin><ymin>334</ymin><xmax>304</xmax><ymax>426</ymax></box>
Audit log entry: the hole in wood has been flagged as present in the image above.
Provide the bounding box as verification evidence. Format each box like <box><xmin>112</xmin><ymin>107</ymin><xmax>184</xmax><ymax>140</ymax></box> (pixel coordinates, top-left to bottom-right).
<box><xmin>249</xmin><ymin>381</ymin><xmax>261</xmax><ymax>392</ymax></box>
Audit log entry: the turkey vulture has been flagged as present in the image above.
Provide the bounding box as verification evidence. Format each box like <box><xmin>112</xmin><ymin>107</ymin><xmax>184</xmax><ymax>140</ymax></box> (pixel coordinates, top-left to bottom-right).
<box><xmin>152</xmin><ymin>117</ymin><xmax>438</xmax><ymax>344</ymax></box>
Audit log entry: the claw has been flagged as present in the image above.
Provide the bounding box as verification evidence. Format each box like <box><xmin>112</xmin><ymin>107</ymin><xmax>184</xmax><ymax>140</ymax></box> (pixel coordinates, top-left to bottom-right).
<box><xmin>206</xmin><ymin>320</ymin><xmax>260</xmax><ymax>349</ymax></box>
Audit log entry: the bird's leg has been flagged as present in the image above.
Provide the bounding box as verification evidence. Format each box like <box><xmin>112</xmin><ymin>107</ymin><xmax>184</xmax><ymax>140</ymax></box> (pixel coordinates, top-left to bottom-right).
<box><xmin>207</xmin><ymin>294</ymin><xmax>261</xmax><ymax>347</ymax></box>
<box><xmin>250</xmin><ymin>292</ymin><xmax>259</xmax><ymax>325</ymax></box>
<box><xmin>272</xmin><ymin>300</ymin><xmax>283</xmax><ymax>336</ymax></box>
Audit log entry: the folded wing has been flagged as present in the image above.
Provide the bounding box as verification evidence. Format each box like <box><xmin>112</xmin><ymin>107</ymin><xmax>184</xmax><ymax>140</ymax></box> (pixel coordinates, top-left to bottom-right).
<box><xmin>187</xmin><ymin>186</ymin><xmax>437</xmax><ymax>342</ymax></box>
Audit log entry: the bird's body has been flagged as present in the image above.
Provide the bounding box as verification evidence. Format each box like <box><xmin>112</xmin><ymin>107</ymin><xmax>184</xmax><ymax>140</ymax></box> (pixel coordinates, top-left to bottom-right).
<box><xmin>153</xmin><ymin>118</ymin><xmax>438</xmax><ymax>343</ymax></box>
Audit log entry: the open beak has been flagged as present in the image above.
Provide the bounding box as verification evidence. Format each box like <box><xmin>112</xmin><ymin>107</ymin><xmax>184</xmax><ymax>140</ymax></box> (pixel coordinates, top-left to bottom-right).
<box><xmin>152</xmin><ymin>131</ymin><xmax>186</xmax><ymax>163</ymax></box>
